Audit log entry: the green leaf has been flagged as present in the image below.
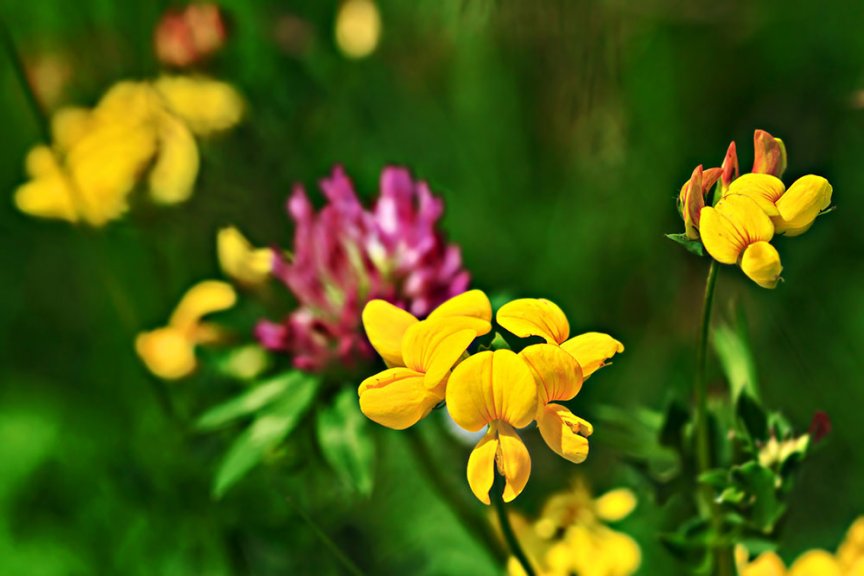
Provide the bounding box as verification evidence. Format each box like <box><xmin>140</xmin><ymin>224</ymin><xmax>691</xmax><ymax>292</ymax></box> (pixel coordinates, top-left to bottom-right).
<box><xmin>196</xmin><ymin>371</ymin><xmax>308</xmax><ymax>431</ymax></box>
<box><xmin>736</xmin><ymin>393</ymin><xmax>768</xmax><ymax>443</ymax></box>
<box><xmin>713</xmin><ymin>315</ymin><xmax>759</xmax><ymax>403</ymax></box>
<box><xmin>316</xmin><ymin>388</ymin><xmax>376</xmax><ymax>497</ymax></box>
<box><xmin>698</xmin><ymin>469</ymin><xmax>728</xmax><ymax>489</ymax></box>
<box><xmin>665</xmin><ymin>233</ymin><xmax>704</xmax><ymax>257</ymax></box>
<box><xmin>212</xmin><ymin>373</ymin><xmax>319</xmax><ymax>498</ymax></box>
<box><xmin>733</xmin><ymin>462</ymin><xmax>782</xmax><ymax>532</ymax></box>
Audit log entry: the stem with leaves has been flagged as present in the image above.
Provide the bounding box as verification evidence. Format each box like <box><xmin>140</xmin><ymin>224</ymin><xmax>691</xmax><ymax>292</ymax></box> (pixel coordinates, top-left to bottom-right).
<box><xmin>693</xmin><ymin>260</ymin><xmax>733</xmax><ymax>576</ymax></box>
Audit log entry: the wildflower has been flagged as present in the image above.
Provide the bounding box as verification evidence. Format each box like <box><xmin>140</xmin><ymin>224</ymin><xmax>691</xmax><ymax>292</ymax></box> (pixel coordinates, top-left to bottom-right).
<box><xmin>335</xmin><ymin>0</ymin><xmax>381</xmax><ymax>59</ymax></box>
<box><xmin>14</xmin><ymin>76</ymin><xmax>243</xmax><ymax>225</ymax></box>
<box><xmin>256</xmin><ymin>166</ymin><xmax>469</xmax><ymax>371</ymax></box>
<box><xmin>752</xmin><ymin>129</ymin><xmax>788</xmax><ymax>178</ymax></box>
<box><xmin>136</xmin><ymin>280</ymin><xmax>236</xmax><ymax>380</ymax></box>
<box><xmin>723</xmin><ymin>174</ymin><xmax>833</xmax><ymax>237</ymax></box>
<box><xmin>217</xmin><ymin>226</ymin><xmax>273</xmax><ymax>287</ymax></box>
<box><xmin>446</xmin><ymin>349</ymin><xmax>538</xmax><ymax>504</ymax></box>
<box><xmin>155</xmin><ymin>3</ymin><xmax>228</xmax><ymax>68</ymax></box>
<box><xmin>506</xmin><ymin>481</ymin><xmax>641</xmax><ymax>576</ymax></box>
<box><xmin>358</xmin><ymin>290</ymin><xmax>492</xmax><ymax>429</ymax></box>
<box><xmin>678</xmin><ymin>165</ymin><xmax>722</xmax><ymax>240</ymax></box>
<box><xmin>699</xmin><ymin>194</ymin><xmax>782</xmax><ymax>288</ymax></box>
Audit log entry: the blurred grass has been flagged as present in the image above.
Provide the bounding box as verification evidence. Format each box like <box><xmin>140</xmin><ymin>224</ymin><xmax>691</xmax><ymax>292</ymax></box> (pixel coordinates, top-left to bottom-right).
<box><xmin>2</xmin><ymin>0</ymin><xmax>864</xmax><ymax>573</ymax></box>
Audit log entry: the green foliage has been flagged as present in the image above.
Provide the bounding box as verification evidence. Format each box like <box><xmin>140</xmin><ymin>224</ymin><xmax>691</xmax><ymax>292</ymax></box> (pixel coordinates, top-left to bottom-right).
<box><xmin>665</xmin><ymin>233</ymin><xmax>705</xmax><ymax>257</ymax></box>
<box><xmin>316</xmin><ymin>388</ymin><xmax>376</xmax><ymax>497</ymax></box>
<box><xmin>211</xmin><ymin>372</ymin><xmax>320</xmax><ymax>498</ymax></box>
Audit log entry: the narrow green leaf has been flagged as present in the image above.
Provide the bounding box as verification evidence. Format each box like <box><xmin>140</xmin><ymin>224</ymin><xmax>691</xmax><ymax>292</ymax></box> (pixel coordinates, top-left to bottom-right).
<box><xmin>316</xmin><ymin>388</ymin><xmax>376</xmax><ymax>497</ymax></box>
<box><xmin>196</xmin><ymin>371</ymin><xmax>305</xmax><ymax>431</ymax></box>
<box><xmin>665</xmin><ymin>233</ymin><xmax>704</xmax><ymax>257</ymax></box>
<box><xmin>212</xmin><ymin>374</ymin><xmax>319</xmax><ymax>498</ymax></box>
<box><xmin>737</xmin><ymin>393</ymin><xmax>768</xmax><ymax>443</ymax></box>
<box><xmin>713</xmin><ymin>315</ymin><xmax>759</xmax><ymax>403</ymax></box>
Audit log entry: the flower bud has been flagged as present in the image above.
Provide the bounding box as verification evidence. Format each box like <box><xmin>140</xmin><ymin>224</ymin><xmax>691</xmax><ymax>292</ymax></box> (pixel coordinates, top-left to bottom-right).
<box><xmin>155</xmin><ymin>3</ymin><xmax>227</xmax><ymax>68</ymax></box>
<box><xmin>752</xmin><ymin>129</ymin><xmax>787</xmax><ymax>178</ymax></box>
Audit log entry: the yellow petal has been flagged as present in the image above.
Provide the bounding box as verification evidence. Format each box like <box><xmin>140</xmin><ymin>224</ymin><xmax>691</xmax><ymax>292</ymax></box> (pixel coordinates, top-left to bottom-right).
<box><xmin>148</xmin><ymin>111</ymin><xmax>200</xmax><ymax>205</ymax></box>
<box><xmin>14</xmin><ymin>173</ymin><xmax>79</xmax><ymax>222</ymax></box>
<box><xmin>334</xmin><ymin>0</ymin><xmax>382</xmax><ymax>59</ymax></box>
<box><xmin>519</xmin><ymin>343</ymin><xmax>583</xmax><ymax>405</ymax></box>
<box><xmin>169</xmin><ymin>280</ymin><xmax>237</xmax><ymax>333</ymax></box>
<box><xmin>427</xmin><ymin>289</ymin><xmax>492</xmax><ymax>336</ymax></box>
<box><xmin>700</xmin><ymin>195</ymin><xmax>774</xmax><ymax>264</ymax></box>
<box><xmin>497</xmin><ymin>298</ymin><xmax>570</xmax><ymax>344</ymax></box>
<box><xmin>466</xmin><ymin>426</ymin><xmax>498</xmax><ymax>505</ymax></box>
<box><xmin>560</xmin><ymin>332</ymin><xmax>624</xmax><ymax>379</ymax></box>
<box><xmin>217</xmin><ymin>226</ymin><xmax>273</xmax><ymax>286</ymax></box>
<box><xmin>135</xmin><ymin>327</ymin><xmax>197</xmax><ymax>380</ymax></box>
<box><xmin>740</xmin><ymin>241</ymin><xmax>782</xmax><ymax>289</ymax></box>
<box><xmin>153</xmin><ymin>76</ymin><xmax>244</xmax><ymax>136</ymax></box>
<box><xmin>726</xmin><ymin>173</ymin><xmax>785</xmax><ymax>217</ymax></box>
<box><xmin>537</xmin><ymin>403</ymin><xmax>592</xmax><ymax>464</ymax></box>
<box><xmin>446</xmin><ymin>349</ymin><xmax>538</xmax><ymax>432</ymax></box>
<box><xmin>51</xmin><ymin>107</ymin><xmax>92</xmax><ymax>151</ymax></box>
<box><xmin>24</xmin><ymin>145</ymin><xmax>61</xmax><ymax>178</ymax></box>
<box><xmin>594</xmin><ymin>488</ymin><xmax>637</xmax><ymax>522</ymax></box>
<box><xmin>774</xmin><ymin>175</ymin><xmax>832</xmax><ymax>237</ymax></box>
<box><xmin>740</xmin><ymin>551</ymin><xmax>785</xmax><ymax>576</ymax></box>
<box><xmin>496</xmin><ymin>421</ymin><xmax>532</xmax><ymax>503</ymax></box>
<box><xmin>788</xmin><ymin>550</ymin><xmax>841</xmax><ymax>576</ymax></box>
<box><xmin>358</xmin><ymin>367</ymin><xmax>443</xmax><ymax>430</ymax></box>
<box><xmin>401</xmin><ymin>318</ymin><xmax>477</xmax><ymax>388</ymax></box>
<box><xmin>362</xmin><ymin>300</ymin><xmax>419</xmax><ymax>367</ymax></box>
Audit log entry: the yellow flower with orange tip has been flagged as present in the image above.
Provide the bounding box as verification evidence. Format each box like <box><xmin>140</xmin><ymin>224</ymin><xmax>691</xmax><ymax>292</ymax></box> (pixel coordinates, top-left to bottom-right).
<box><xmin>446</xmin><ymin>349</ymin><xmax>538</xmax><ymax>504</ymax></box>
<box><xmin>217</xmin><ymin>226</ymin><xmax>274</xmax><ymax>286</ymax></box>
<box><xmin>679</xmin><ymin>165</ymin><xmax>723</xmax><ymax>240</ymax></box>
<box><xmin>723</xmin><ymin>173</ymin><xmax>833</xmax><ymax>237</ymax></box>
<box><xmin>358</xmin><ymin>290</ymin><xmax>492</xmax><ymax>429</ymax></box>
<box><xmin>700</xmin><ymin>194</ymin><xmax>783</xmax><ymax>289</ymax></box>
<box><xmin>136</xmin><ymin>280</ymin><xmax>236</xmax><ymax>380</ymax></box>
<box><xmin>495</xmin><ymin>297</ymin><xmax>623</xmax><ymax>464</ymax></box>
<box><xmin>753</xmin><ymin>129</ymin><xmax>788</xmax><ymax>178</ymax></box>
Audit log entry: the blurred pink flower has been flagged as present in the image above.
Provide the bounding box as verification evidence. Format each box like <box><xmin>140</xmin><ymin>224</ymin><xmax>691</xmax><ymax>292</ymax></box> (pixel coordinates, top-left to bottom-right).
<box><xmin>256</xmin><ymin>166</ymin><xmax>470</xmax><ymax>372</ymax></box>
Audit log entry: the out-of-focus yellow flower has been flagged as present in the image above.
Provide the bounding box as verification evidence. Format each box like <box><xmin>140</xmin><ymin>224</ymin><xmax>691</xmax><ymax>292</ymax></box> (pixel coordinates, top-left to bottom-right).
<box><xmin>758</xmin><ymin>434</ymin><xmax>809</xmax><ymax>469</ymax></box>
<box><xmin>335</xmin><ymin>0</ymin><xmax>381</xmax><ymax>59</ymax></box>
<box><xmin>506</xmin><ymin>481</ymin><xmax>640</xmax><ymax>576</ymax></box>
<box><xmin>14</xmin><ymin>76</ymin><xmax>242</xmax><ymax>226</ymax></box>
<box><xmin>154</xmin><ymin>75</ymin><xmax>244</xmax><ymax>136</ymax></box>
<box><xmin>738</xmin><ymin>516</ymin><xmax>864</xmax><ymax>576</ymax></box>
<box><xmin>700</xmin><ymin>194</ymin><xmax>782</xmax><ymax>288</ymax></box>
<box><xmin>217</xmin><ymin>227</ymin><xmax>274</xmax><ymax>286</ymax></box>
<box><xmin>358</xmin><ymin>290</ymin><xmax>492</xmax><ymax>429</ymax></box>
<box><xmin>447</xmin><ymin>349</ymin><xmax>538</xmax><ymax>504</ymax></box>
<box><xmin>136</xmin><ymin>280</ymin><xmax>236</xmax><ymax>380</ymax></box>
<box><xmin>723</xmin><ymin>174</ymin><xmax>833</xmax><ymax>237</ymax></box>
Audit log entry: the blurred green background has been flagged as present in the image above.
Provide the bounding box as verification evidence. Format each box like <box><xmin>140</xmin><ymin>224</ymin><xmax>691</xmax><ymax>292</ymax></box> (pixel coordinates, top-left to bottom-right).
<box><xmin>1</xmin><ymin>0</ymin><xmax>862</xmax><ymax>574</ymax></box>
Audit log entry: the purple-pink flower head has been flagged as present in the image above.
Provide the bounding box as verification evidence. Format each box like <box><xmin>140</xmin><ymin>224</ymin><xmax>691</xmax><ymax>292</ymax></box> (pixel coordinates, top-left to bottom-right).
<box><xmin>256</xmin><ymin>166</ymin><xmax>470</xmax><ymax>372</ymax></box>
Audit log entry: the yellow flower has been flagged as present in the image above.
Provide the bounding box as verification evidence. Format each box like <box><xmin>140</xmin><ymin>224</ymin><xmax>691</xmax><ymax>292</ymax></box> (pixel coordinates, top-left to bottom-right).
<box><xmin>135</xmin><ymin>280</ymin><xmax>236</xmax><ymax>380</ymax></box>
<box><xmin>217</xmin><ymin>227</ymin><xmax>273</xmax><ymax>286</ymax></box>
<box><xmin>723</xmin><ymin>173</ymin><xmax>833</xmax><ymax>237</ymax></box>
<box><xmin>700</xmin><ymin>194</ymin><xmax>783</xmax><ymax>288</ymax></box>
<box><xmin>838</xmin><ymin>517</ymin><xmax>864</xmax><ymax>572</ymax></box>
<box><xmin>14</xmin><ymin>76</ymin><xmax>243</xmax><ymax>226</ymax></box>
<box><xmin>507</xmin><ymin>481</ymin><xmax>640</xmax><ymax>576</ymax></box>
<box><xmin>358</xmin><ymin>290</ymin><xmax>492</xmax><ymax>429</ymax></box>
<box><xmin>335</xmin><ymin>0</ymin><xmax>381</xmax><ymax>59</ymax></box>
<box><xmin>496</xmin><ymin>297</ymin><xmax>624</xmax><ymax>378</ymax></box>
<box><xmin>446</xmin><ymin>349</ymin><xmax>538</xmax><ymax>504</ymax></box>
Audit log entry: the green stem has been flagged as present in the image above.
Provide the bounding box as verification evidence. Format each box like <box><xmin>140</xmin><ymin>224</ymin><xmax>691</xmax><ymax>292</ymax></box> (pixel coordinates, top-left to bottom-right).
<box><xmin>491</xmin><ymin>475</ymin><xmax>535</xmax><ymax>576</ymax></box>
<box><xmin>405</xmin><ymin>426</ymin><xmax>507</xmax><ymax>563</ymax></box>
<box><xmin>283</xmin><ymin>493</ymin><xmax>366</xmax><ymax>576</ymax></box>
<box><xmin>694</xmin><ymin>260</ymin><xmax>734</xmax><ymax>576</ymax></box>
<box><xmin>0</xmin><ymin>16</ymin><xmax>51</xmax><ymax>142</ymax></box>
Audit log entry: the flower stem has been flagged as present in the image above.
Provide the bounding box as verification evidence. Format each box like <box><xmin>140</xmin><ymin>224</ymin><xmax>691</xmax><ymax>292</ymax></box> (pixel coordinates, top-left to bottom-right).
<box><xmin>490</xmin><ymin>475</ymin><xmax>535</xmax><ymax>576</ymax></box>
<box><xmin>404</xmin><ymin>426</ymin><xmax>507</xmax><ymax>563</ymax></box>
<box><xmin>694</xmin><ymin>260</ymin><xmax>733</xmax><ymax>576</ymax></box>
<box><xmin>283</xmin><ymin>493</ymin><xmax>365</xmax><ymax>576</ymax></box>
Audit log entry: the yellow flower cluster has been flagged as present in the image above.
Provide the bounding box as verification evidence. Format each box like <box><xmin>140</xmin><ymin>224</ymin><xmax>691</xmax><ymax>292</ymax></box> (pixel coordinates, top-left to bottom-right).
<box><xmin>505</xmin><ymin>481</ymin><xmax>640</xmax><ymax>576</ymax></box>
<box><xmin>737</xmin><ymin>516</ymin><xmax>864</xmax><ymax>576</ymax></box>
<box><xmin>15</xmin><ymin>76</ymin><xmax>243</xmax><ymax>226</ymax></box>
<box><xmin>360</xmin><ymin>291</ymin><xmax>623</xmax><ymax>504</ymax></box>
<box><xmin>679</xmin><ymin>130</ymin><xmax>833</xmax><ymax>288</ymax></box>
